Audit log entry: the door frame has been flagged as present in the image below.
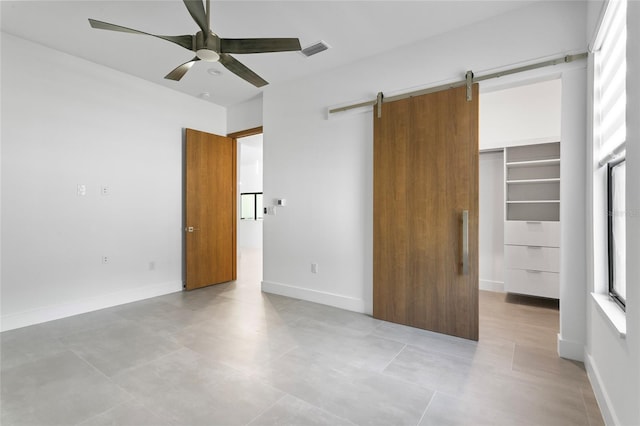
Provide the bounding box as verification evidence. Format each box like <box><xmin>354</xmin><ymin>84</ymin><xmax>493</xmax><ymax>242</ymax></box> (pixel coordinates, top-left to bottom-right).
<box><xmin>228</xmin><ymin>126</ymin><xmax>263</xmax><ymax>140</ymax></box>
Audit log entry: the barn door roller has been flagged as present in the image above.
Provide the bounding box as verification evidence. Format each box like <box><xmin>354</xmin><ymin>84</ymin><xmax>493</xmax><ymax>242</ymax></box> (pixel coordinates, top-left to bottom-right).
<box><xmin>465</xmin><ymin>71</ymin><xmax>474</xmax><ymax>102</ymax></box>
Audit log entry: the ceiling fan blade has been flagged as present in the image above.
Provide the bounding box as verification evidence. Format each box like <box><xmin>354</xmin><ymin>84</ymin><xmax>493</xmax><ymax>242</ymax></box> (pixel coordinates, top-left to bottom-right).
<box><xmin>220</xmin><ymin>38</ymin><xmax>302</xmax><ymax>54</ymax></box>
<box><xmin>219</xmin><ymin>54</ymin><xmax>268</xmax><ymax>87</ymax></box>
<box><xmin>183</xmin><ymin>0</ymin><xmax>209</xmax><ymax>35</ymax></box>
<box><xmin>89</xmin><ymin>19</ymin><xmax>193</xmax><ymax>51</ymax></box>
<box><xmin>165</xmin><ymin>57</ymin><xmax>200</xmax><ymax>81</ymax></box>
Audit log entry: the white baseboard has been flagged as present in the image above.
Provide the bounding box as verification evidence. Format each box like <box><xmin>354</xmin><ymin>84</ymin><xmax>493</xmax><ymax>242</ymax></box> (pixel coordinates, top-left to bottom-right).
<box><xmin>585</xmin><ymin>352</ymin><xmax>618</xmax><ymax>426</ymax></box>
<box><xmin>0</xmin><ymin>280</ymin><xmax>182</xmax><ymax>332</ymax></box>
<box><xmin>262</xmin><ymin>280</ymin><xmax>366</xmax><ymax>313</ymax></box>
<box><xmin>479</xmin><ymin>279</ymin><xmax>504</xmax><ymax>292</ymax></box>
<box><xmin>556</xmin><ymin>333</ymin><xmax>584</xmax><ymax>361</ymax></box>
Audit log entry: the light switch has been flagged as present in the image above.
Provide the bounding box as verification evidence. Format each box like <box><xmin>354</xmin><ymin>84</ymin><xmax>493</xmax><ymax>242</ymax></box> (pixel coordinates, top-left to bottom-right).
<box><xmin>77</xmin><ymin>184</ymin><xmax>86</xmax><ymax>196</ymax></box>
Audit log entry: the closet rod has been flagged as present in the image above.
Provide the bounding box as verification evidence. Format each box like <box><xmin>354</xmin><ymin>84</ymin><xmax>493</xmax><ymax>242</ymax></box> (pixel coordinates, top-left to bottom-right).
<box><xmin>328</xmin><ymin>52</ymin><xmax>588</xmax><ymax>115</ymax></box>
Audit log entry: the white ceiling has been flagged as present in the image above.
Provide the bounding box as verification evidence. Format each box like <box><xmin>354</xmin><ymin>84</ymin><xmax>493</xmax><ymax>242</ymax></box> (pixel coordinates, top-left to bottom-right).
<box><xmin>1</xmin><ymin>1</ymin><xmax>540</xmax><ymax>107</ymax></box>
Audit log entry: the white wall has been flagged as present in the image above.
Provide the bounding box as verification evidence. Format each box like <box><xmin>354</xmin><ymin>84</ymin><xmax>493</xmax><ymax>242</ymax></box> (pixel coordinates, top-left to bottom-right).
<box><xmin>227</xmin><ymin>96</ymin><xmax>263</xmax><ymax>134</ymax></box>
<box><xmin>479</xmin><ymin>151</ymin><xmax>504</xmax><ymax>292</ymax></box>
<box><xmin>261</xmin><ymin>1</ymin><xmax>587</xmax><ymax>326</ymax></box>
<box><xmin>0</xmin><ymin>33</ymin><xmax>227</xmax><ymax>331</ymax></box>
<box><xmin>480</xmin><ymin>79</ymin><xmax>562</xmax><ymax>150</ymax></box>
<box><xmin>238</xmin><ymin>134</ymin><xmax>263</xmax><ymax>250</ymax></box>
<box><xmin>585</xmin><ymin>1</ymin><xmax>640</xmax><ymax>425</ymax></box>
<box><xmin>626</xmin><ymin>3</ymin><xmax>640</xmax><ymax>419</ymax></box>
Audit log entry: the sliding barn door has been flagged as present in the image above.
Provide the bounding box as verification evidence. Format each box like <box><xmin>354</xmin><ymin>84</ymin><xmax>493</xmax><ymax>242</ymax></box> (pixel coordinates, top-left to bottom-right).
<box><xmin>373</xmin><ymin>85</ymin><xmax>479</xmax><ymax>340</ymax></box>
<box><xmin>185</xmin><ymin>128</ymin><xmax>237</xmax><ymax>290</ymax></box>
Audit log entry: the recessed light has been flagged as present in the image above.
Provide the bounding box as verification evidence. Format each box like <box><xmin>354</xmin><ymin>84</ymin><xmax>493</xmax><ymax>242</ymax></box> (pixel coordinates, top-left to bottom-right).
<box><xmin>198</xmin><ymin>92</ymin><xmax>211</xmax><ymax>99</ymax></box>
<box><xmin>207</xmin><ymin>68</ymin><xmax>222</xmax><ymax>76</ymax></box>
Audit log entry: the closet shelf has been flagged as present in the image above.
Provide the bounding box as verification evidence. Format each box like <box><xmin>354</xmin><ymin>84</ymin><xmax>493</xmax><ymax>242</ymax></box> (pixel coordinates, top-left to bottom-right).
<box><xmin>507</xmin><ymin>200</ymin><xmax>560</xmax><ymax>204</ymax></box>
<box><xmin>504</xmin><ymin>141</ymin><xmax>561</xmax><ymax>299</ymax></box>
<box><xmin>507</xmin><ymin>178</ymin><xmax>560</xmax><ymax>184</ymax></box>
<box><xmin>506</xmin><ymin>158</ymin><xmax>560</xmax><ymax>167</ymax></box>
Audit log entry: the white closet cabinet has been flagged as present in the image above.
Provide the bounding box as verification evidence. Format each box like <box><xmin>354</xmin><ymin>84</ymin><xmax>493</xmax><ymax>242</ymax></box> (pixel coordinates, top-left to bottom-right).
<box><xmin>504</xmin><ymin>142</ymin><xmax>560</xmax><ymax>299</ymax></box>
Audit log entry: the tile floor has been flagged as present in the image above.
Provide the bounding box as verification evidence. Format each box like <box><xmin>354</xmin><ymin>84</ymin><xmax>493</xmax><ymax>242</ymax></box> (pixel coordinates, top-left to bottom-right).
<box><xmin>1</xmin><ymin>250</ymin><xmax>604</xmax><ymax>426</ymax></box>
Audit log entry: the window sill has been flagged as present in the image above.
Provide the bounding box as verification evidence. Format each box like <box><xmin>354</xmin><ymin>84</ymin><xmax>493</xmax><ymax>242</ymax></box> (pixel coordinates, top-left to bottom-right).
<box><xmin>591</xmin><ymin>293</ymin><xmax>626</xmax><ymax>338</ymax></box>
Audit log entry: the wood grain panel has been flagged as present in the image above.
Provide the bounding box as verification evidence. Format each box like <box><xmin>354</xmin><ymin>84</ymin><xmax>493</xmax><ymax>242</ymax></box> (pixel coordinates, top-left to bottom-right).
<box><xmin>373</xmin><ymin>85</ymin><xmax>479</xmax><ymax>340</ymax></box>
<box><xmin>373</xmin><ymin>99</ymin><xmax>411</xmax><ymax>324</ymax></box>
<box><xmin>185</xmin><ymin>128</ymin><xmax>237</xmax><ymax>290</ymax></box>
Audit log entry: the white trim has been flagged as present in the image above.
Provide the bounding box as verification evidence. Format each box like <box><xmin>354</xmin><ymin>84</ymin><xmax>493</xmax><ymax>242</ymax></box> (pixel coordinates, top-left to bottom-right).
<box><xmin>589</xmin><ymin>0</ymin><xmax>612</xmax><ymax>52</ymax></box>
<box><xmin>585</xmin><ymin>352</ymin><xmax>620</xmax><ymax>426</ymax></box>
<box><xmin>0</xmin><ymin>280</ymin><xmax>182</xmax><ymax>332</ymax></box>
<box><xmin>591</xmin><ymin>292</ymin><xmax>627</xmax><ymax>337</ymax></box>
<box><xmin>493</xmin><ymin>135</ymin><xmax>561</xmax><ymax>149</ymax></box>
<box><xmin>261</xmin><ymin>280</ymin><xmax>366</xmax><ymax>313</ymax></box>
<box><xmin>556</xmin><ymin>333</ymin><xmax>585</xmax><ymax>361</ymax></box>
<box><xmin>479</xmin><ymin>279</ymin><xmax>504</xmax><ymax>292</ymax></box>
<box><xmin>598</xmin><ymin>144</ymin><xmax>626</xmax><ymax>168</ymax></box>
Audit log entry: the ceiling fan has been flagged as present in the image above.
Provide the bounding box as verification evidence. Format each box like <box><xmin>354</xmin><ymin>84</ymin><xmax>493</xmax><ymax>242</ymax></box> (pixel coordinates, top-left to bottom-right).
<box><xmin>88</xmin><ymin>0</ymin><xmax>301</xmax><ymax>87</ymax></box>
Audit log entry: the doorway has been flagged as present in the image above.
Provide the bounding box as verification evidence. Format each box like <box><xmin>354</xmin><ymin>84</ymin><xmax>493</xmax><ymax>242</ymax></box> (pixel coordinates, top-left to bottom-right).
<box><xmin>235</xmin><ymin>130</ymin><xmax>264</xmax><ymax>286</ymax></box>
<box><xmin>478</xmin><ymin>78</ymin><xmax>562</xmax><ymax>340</ymax></box>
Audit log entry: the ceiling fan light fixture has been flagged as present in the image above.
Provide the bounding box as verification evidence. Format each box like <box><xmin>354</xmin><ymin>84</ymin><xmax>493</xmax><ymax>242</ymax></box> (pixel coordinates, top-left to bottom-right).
<box><xmin>196</xmin><ymin>49</ymin><xmax>220</xmax><ymax>62</ymax></box>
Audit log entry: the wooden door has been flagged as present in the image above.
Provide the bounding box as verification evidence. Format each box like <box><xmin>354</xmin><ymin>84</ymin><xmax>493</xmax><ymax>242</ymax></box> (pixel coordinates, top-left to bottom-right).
<box><xmin>185</xmin><ymin>128</ymin><xmax>237</xmax><ymax>290</ymax></box>
<box><xmin>373</xmin><ymin>85</ymin><xmax>479</xmax><ymax>340</ymax></box>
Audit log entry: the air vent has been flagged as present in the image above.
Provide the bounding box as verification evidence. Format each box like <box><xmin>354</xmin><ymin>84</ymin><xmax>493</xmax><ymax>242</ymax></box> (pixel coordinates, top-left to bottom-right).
<box><xmin>300</xmin><ymin>40</ymin><xmax>331</xmax><ymax>57</ymax></box>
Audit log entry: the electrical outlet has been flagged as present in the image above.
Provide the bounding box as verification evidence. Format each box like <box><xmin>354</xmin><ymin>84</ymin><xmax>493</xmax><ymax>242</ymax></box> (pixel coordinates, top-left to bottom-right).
<box><xmin>311</xmin><ymin>263</ymin><xmax>318</xmax><ymax>274</ymax></box>
<box><xmin>101</xmin><ymin>185</ymin><xmax>110</xmax><ymax>196</ymax></box>
<box><xmin>77</xmin><ymin>184</ymin><xmax>86</xmax><ymax>196</ymax></box>
<box><xmin>102</xmin><ymin>256</ymin><xmax>109</xmax><ymax>264</ymax></box>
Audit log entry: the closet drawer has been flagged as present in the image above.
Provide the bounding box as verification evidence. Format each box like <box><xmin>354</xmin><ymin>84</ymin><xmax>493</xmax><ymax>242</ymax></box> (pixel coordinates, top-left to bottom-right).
<box><xmin>504</xmin><ymin>245</ymin><xmax>559</xmax><ymax>273</ymax></box>
<box><xmin>505</xmin><ymin>221</ymin><xmax>560</xmax><ymax>247</ymax></box>
<box><xmin>505</xmin><ymin>269</ymin><xmax>559</xmax><ymax>299</ymax></box>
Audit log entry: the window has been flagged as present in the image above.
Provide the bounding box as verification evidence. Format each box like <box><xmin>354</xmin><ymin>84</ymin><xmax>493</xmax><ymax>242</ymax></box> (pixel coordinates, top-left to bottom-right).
<box><xmin>594</xmin><ymin>0</ymin><xmax>626</xmax><ymax>310</ymax></box>
<box><xmin>240</xmin><ymin>192</ymin><xmax>263</xmax><ymax>220</ymax></box>
<box><xmin>608</xmin><ymin>159</ymin><xmax>626</xmax><ymax>308</ymax></box>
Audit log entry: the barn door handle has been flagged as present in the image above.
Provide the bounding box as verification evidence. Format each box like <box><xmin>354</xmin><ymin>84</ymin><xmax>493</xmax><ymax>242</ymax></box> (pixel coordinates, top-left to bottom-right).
<box><xmin>462</xmin><ymin>210</ymin><xmax>469</xmax><ymax>275</ymax></box>
<box><xmin>185</xmin><ymin>226</ymin><xmax>200</xmax><ymax>233</ymax></box>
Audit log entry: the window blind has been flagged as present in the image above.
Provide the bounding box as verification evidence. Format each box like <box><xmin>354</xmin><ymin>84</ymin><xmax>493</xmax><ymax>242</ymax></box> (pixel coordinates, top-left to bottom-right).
<box><xmin>596</xmin><ymin>0</ymin><xmax>627</xmax><ymax>164</ymax></box>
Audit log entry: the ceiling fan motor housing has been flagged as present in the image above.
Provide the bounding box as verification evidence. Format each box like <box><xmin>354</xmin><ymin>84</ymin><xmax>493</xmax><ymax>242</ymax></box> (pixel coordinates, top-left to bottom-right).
<box><xmin>195</xmin><ymin>31</ymin><xmax>220</xmax><ymax>61</ymax></box>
